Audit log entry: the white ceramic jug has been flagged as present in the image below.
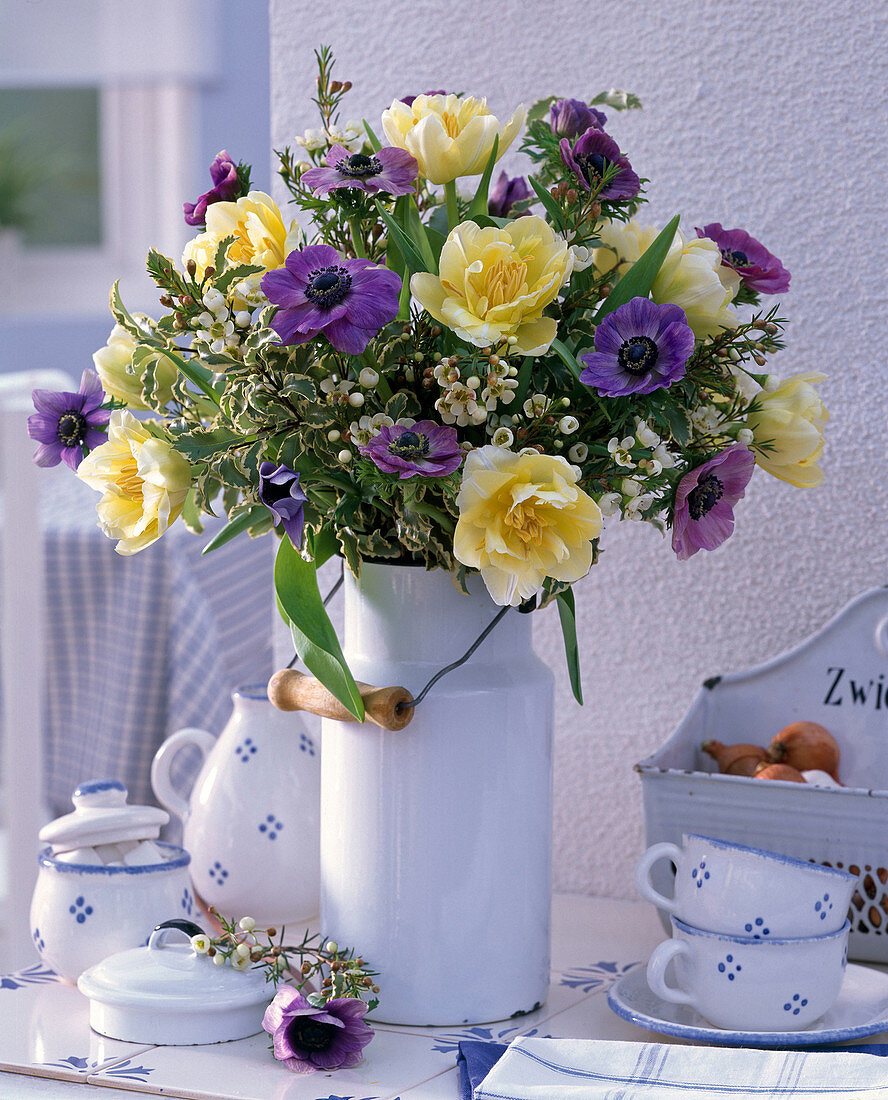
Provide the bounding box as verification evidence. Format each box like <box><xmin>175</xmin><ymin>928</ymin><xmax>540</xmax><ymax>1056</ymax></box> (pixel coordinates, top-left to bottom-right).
<box><xmin>151</xmin><ymin>684</ymin><xmax>320</xmax><ymax>927</ymax></box>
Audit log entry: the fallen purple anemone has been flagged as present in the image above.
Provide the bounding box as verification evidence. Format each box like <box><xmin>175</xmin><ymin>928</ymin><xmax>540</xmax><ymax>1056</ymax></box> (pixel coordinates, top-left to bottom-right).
<box><xmin>262</xmin><ymin>987</ymin><xmax>374</xmax><ymax>1074</ymax></box>
<box><xmin>301</xmin><ymin>143</ymin><xmax>418</xmax><ymax>197</ymax></box>
<box><xmin>261</xmin><ymin>244</ymin><xmax>402</xmax><ymax>355</ymax></box>
<box><xmin>360</xmin><ymin>420</ymin><xmax>463</xmax><ymax>479</ymax></box>
<box><xmin>695</xmin><ymin>223</ymin><xmax>791</xmax><ymax>295</ymax></box>
<box><xmin>258</xmin><ymin>462</ymin><xmax>308</xmax><ymax>547</ymax></box>
<box><xmin>671</xmin><ymin>444</ymin><xmax>756</xmax><ymax>561</ymax></box>
<box><xmin>27</xmin><ymin>369</ymin><xmax>111</xmax><ymax>471</ymax></box>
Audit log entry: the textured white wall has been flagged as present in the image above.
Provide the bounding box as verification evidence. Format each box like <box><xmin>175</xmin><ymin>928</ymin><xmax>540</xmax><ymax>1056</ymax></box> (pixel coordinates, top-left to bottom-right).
<box><xmin>270</xmin><ymin>0</ymin><xmax>888</xmax><ymax>898</ymax></box>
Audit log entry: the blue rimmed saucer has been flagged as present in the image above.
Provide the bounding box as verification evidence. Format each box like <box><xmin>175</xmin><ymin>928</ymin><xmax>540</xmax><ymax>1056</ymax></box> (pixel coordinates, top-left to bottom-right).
<box><xmin>607</xmin><ymin>963</ymin><xmax>888</xmax><ymax>1047</ymax></box>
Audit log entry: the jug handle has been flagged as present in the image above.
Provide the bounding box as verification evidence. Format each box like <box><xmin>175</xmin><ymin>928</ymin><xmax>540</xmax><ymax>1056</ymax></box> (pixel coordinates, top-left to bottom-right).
<box><xmin>151</xmin><ymin>727</ymin><xmax>216</xmax><ymax>822</ymax></box>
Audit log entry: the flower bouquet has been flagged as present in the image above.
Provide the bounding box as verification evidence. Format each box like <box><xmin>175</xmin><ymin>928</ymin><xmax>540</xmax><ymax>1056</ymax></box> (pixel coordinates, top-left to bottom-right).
<box><xmin>29</xmin><ymin>46</ymin><xmax>825</xmax><ymax>716</ymax></box>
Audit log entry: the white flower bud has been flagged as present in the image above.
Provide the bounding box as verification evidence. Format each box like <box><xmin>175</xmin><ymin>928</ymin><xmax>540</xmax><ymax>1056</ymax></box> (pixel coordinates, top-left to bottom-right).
<box><xmin>238</xmin><ymin>917</ymin><xmax>256</xmax><ymax>932</ymax></box>
<box><xmin>621</xmin><ymin>477</ymin><xmax>642</xmax><ymax>498</ymax></box>
<box><xmin>327</xmin><ymin>429</ymin><xmax>341</xmax><ymax>442</ymax></box>
<box><xmin>213</xmin><ymin>952</ymin><xmax>227</xmax><ymax>966</ymax></box>
<box><xmin>348</xmin><ymin>392</ymin><xmax>365</xmax><ymax>407</ymax></box>
<box><xmin>466</xmin><ymin>376</ymin><xmax>481</xmax><ymax>390</ymax></box>
<box><xmin>235</xmin><ymin>311</ymin><xmax>252</xmax><ymax>328</ymax></box>
<box><xmin>325</xmin><ymin>941</ymin><xmax>339</xmax><ymax>954</ymax></box>
<box><xmin>652</xmin><ymin>443</ymin><xmax>675</xmax><ymax>469</ymax></box>
<box><xmin>635</xmin><ymin>419</ymin><xmax>660</xmax><ymax>448</ymax></box>
<box><xmin>737</xmin><ymin>428</ymin><xmax>754</xmax><ymax>445</ymax></box>
<box><xmin>558</xmin><ymin>415</ymin><xmax>579</xmax><ymax>435</ymax></box>
<box><xmin>603</xmin><ymin>88</ymin><xmax>630</xmax><ymax>109</ymax></box>
<box><xmin>235</xmin><ymin>942</ymin><xmax>252</xmax><ymax>958</ymax></box>
<box><xmin>763</xmin><ymin>374</ymin><xmax>779</xmax><ymax>393</ymax></box>
<box><xmin>337</xmin><ymin>450</ymin><xmax>352</xmax><ymax>464</ymax></box>
<box><xmin>568</xmin><ymin>442</ymin><xmax>588</xmax><ymax>463</ymax></box>
<box><xmin>359</xmin><ymin>367</ymin><xmax>379</xmax><ymax>387</ymax></box>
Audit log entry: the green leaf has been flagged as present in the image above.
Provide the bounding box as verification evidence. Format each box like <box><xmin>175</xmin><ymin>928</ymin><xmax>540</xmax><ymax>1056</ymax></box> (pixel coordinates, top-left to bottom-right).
<box><xmin>156</xmin><ymin>345</ymin><xmax>223</xmax><ymax>406</ymax></box>
<box><xmin>307</xmin><ymin>524</ymin><xmax>339</xmax><ymax>569</ymax></box>
<box><xmin>108</xmin><ymin>280</ymin><xmax>141</xmax><ymax>336</ymax></box>
<box><xmin>374</xmin><ymin>199</ymin><xmax>429</xmax><ymax>276</ymax></box>
<box><xmin>593</xmin><ymin>214</ymin><xmax>679</xmax><ymax>323</ymax></box>
<box><xmin>181</xmin><ymin>487</ymin><xmax>205</xmax><ymax>535</ymax></box>
<box><xmin>404</xmin><ymin>197</ymin><xmax>437</xmax><ymax>273</ymax></box>
<box><xmin>213</xmin><ymin>234</ymin><xmax>236</xmax><ymax>274</ymax></box>
<box><xmin>550</xmin><ymin>338</ymin><xmax>584</xmax><ymax>384</ymax></box>
<box><xmin>526</xmin><ymin>95</ymin><xmax>556</xmax><ymax>124</ymax></box>
<box><xmin>467</xmin><ymin>134</ymin><xmax>499</xmax><ymax>220</ymax></box>
<box><xmin>527</xmin><ymin>176</ymin><xmax>564</xmax><ymax>230</ymax></box>
<box><xmin>362</xmin><ymin>119</ymin><xmax>382</xmax><ymax>152</ymax></box>
<box><xmin>202</xmin><ymin>507</ymin><xmax>264</xmax><ymax>554</ymax></box>
<box><xmin>173</xmin><ymin>426</ymin><xmax>243</xmax><ymax>462</ymax></box>
<box><xmin>274</xmin><ymin>538</ymin><xmax>364</xmax><ymax>721</ymax></box>
<box><xmin>556</xmin><ymin>588</ymin><xmax>583</xmax><ymax>705</ymax></box>
<box><xmin>215</xmin><ymin>262</ymin><xmax>264</xmax><ymax>295</ymax></box>
<box><xmin>513</xmin><ymin>355</ymin><xmax>534</xmax><ymax>408</ymax></box>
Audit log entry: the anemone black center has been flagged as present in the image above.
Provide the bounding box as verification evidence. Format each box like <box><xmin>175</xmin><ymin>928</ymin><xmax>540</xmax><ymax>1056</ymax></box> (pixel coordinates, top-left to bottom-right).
<box><xmin>617</xmin><ymin>336</ymin><xmax>659</xmax><ymax>375</ymax></box>
<box><xmin>687</xmin><ymin>474</ymin><xmax>724</xmax><ymax>521</ymax></box>
<box><xmin>336</xmin><ymin>153</ymin><xmax>382</xmax><ymax>178</ymax></box>
<box><xmin>284</xmin><ymin>1016</ymin><xmax>337</xmax><ymax>1053</ymax></box>
<box><xmin>388</xmin><ymin>430</ymin><xmax>429</xmax><ymax>460</ymax></box>
<box><xmin>57</xmin><ymin>411</ymin><xmax>87</xmax><ymax>447</ymax></box>
<box><xmin>578</xmin><ymin>151</ymin><xmax>609</xmax><ymax>185</ymax></box>
<box><xmin>305</xmin><ymin>266</ymin><xmax>352</xmax><ymax>308</ymax></box>
<box><xmin>725</xmin><ymin>248</ymin><xmax>749</xmax><ymax>267</ymax></box>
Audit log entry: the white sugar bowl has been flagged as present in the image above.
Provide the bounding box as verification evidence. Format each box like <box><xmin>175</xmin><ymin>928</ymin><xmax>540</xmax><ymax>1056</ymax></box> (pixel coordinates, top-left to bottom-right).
<box><xmin>31</xmin><ymin>779</ymin><xmax>193</xmax><ymax>982</ymax></box>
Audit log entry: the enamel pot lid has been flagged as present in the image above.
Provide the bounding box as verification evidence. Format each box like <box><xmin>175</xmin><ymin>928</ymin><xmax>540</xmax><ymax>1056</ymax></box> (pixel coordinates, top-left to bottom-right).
<box><xmin>77</xmin><ymin>920</ymin><xmax>274</xmax><ymax>1045</ymax></box>
<box><xmin>40</xmin><ymin>779</ymin><xmax>168</xmax><ymax>853</ymax></box>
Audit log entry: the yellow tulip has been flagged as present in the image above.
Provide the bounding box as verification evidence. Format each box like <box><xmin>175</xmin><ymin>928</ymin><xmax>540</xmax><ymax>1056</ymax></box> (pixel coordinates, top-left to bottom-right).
<box><xmin>381</xmin><ymin>94</ymin><xmax>524</xmax><ymax>185</ymax></box>
<box><xmin>92</xmin><ymin>324</ymin><xmax>178</xmax><ymax>411</ymax></box>
<box><xmin>596</xmin><ymin>220</ymin><xmax>739</xmax><ymax>339</ymax></box>
<box><xmin>746</xmin><ymin>373</ymin><xmax>828</xmax><ymax>487</ymax></box>
<box><xmin>411</xmin><ymin>217</ymin><xmax>572</xmax><ymax>355</ymax></box>
<box><xmin>454</xmin><ymin>446</ymin><xmax>602</xmax><ymax>606</ymax></box>
<box><xmin>76</xmin><ymin>411</ymin><xmax>192</xmax><ymax>555</ymax></box>
<box><xmin>182</xmin><ymin>191</ymin><xmax>302</xmax><ymax>279</ymax></box>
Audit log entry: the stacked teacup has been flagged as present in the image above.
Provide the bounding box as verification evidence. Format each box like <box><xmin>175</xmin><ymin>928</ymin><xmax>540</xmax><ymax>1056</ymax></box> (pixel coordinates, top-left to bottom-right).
<box><xmin>635</xmin><ymin>834</ymin><xmax>856</xmax><ymax>1031</ymax></box>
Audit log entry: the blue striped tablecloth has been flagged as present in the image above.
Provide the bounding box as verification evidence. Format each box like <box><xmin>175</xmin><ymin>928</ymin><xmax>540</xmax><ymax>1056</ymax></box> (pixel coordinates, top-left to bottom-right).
<box><xmin>33</xmin><ymin>465</ymin><xmax>275</xmax><ymax>817</ymax></box>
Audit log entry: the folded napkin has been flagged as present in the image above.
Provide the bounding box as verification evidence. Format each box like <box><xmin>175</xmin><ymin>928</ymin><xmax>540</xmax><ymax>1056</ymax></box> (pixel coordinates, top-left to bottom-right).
<box><xmin>463</xmin><ymin>1036</ymin><xmax>888</xmax><ymax>1099</ymax></box>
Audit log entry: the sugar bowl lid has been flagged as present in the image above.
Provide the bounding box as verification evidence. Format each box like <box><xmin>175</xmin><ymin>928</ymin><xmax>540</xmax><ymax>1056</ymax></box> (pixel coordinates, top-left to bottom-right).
<box><xmin>40</xmin><ymin>779</ymin><xmax>168</xmax><ymax>853</ymax></box>
<box><xmin>77</xmin><ymin>920</ymin><xmax>274</xmax><ymax>1045</ymax></box>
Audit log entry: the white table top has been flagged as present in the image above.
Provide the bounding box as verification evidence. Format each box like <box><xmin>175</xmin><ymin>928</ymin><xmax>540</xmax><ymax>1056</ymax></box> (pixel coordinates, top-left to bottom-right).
<box><xmin>3</xmin><ymin>895</ymin><xmax>886</xmax><ymax>1099</ymax></box>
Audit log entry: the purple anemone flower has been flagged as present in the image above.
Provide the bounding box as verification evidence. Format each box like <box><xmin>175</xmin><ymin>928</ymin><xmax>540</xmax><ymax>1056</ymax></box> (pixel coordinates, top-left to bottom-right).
<box><xmin>301</xmin><ymin>143</ymin><xmax>418</xmax><ymax>197</ymax></box>
<box><xmin>559</xmin><ymin>128</ymin><xmax>640</xmax><ymax>201</ymax></box>
<box><xmin>550</xmin><ymin>98</ymin><xmax>607</xmax><ymax>139</ymax></box>
<box><xmin>695</xmin><ymin>223</ymin><xmax>791</xmax><ymax>295</ymax></box>
<box><xmin>183</xmin><ymin>150</ymin><xmax>242</xmax><ymax>226</ymax></box>
<box><xmin>488</xmin><ymin>171</ymin><xmax>532</xmax><ymax>219</ymax></box>
<box><xmin>28</xmin><ymin>369</ymin><xmax>110</xmax><ymax>470</ymax></box>
<box><xmin>580</xmin><ymin>298</ymin><xmax>695</xmax><ymax>396</ymax></box>
<box><xmin>671</xmin><ymin>444</ymin><xmax>755</xmax><ymax>561</ymax></box>
<box><xmin>399</xmin><ymin>90</ymin><xmax>448</xmax><ymax>107</ymax></box>
<box><xmin>258</xmin><ymin>462</ymin><xmax>308</xmax><ymax>547</ymax></box>
<box><xmin>360</xmin><ymin>420</ymin><xmax>463</xmax><ymax>479</ymax></box>
<box><xmin>262</xmin><ymin>988</ymin><xmax>374</xmax><ymax>1074</ymax></box>
<box><xmin>261</xmin><ymin>244</ymin><xmax>402</xmax><ymax>355</ymax></box>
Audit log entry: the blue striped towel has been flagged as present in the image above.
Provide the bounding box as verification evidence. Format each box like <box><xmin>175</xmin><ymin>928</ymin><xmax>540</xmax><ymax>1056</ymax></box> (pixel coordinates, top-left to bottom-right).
<box><xmin>469</xmin><ymin>1037</ymin><xmax>888</xmax><ymax>1098</ymax></box>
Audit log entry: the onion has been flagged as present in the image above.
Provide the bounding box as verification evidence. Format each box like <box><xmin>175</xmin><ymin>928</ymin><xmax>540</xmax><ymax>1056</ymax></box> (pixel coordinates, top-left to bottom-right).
<box><xmin>753</xmin><ymin>762</ymin><xmax>806</xmax><ymax>782</ymax></box>
<box><xmin>702</xmin><ymin>740</ymin><xmax>767</xmax><ymax>776</ymax></box>
<box><xmin>767</xmin><ymin>721</ymin><xmax>840</xmax><ymax>781</ymax></box>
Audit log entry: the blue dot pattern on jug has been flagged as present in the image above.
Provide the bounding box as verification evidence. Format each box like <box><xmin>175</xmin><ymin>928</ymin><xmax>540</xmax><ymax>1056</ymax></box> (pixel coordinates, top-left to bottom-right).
<box><xmin>783</xmin><ymin>993</ymin><xmax>809</xmax><ymax>1015</ymax></box>
<box><xmin>181</xmin><ymin>887</ymin><xmax>194</xmax><ymax>916</ymax></box>
<box><xmin>69</xmin><ymin>896</ymin><xmax>93</xmax><ymax>924</ymax></box>
<box><xmin>814</xmin><ymin>893</ymin><xmax>833</xmax><ymax>921</ymax></box>
<box><xmin>299</xmin><ymin>732</ymin><xmax>316</xmax><ymax>756</ymax></box>
<box><xmin>743</xmin><ymin>916</ymin><xmax>771</xmax><ymax>938</ymax></box>
<box><xmin>259</xmin><ymin>814</ymin><xmax>284</xmax><ymax>840</ymax></box>
<box><xmin>209</xmin><ymin>861</ymin><xmax>229</xmax><ymax>884</ymax></box>
<box><xmin>32</xmin><ymin>928</ymin><xmax>45</xmax><ymax>952</ymax></box>
<box><xmin>717</xmin><ymin>954</ymin><xmax>741</xmax><ymax>980</ymax></box>
<box><xmin>234</xmin><ymin>737</ymin><xmax>258</xmax><ymax>763</ymax></box>
<box><xmin>691</xmin><ymin>859</ymin><xmax>710</xmax><ymax>889</ymax></box>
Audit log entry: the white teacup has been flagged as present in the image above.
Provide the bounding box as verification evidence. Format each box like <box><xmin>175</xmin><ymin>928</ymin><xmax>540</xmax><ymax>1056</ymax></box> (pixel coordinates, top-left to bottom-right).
<box><xmin>647</xmin><ymin>916</ymin><xmax>850</xmax><ymax>1031</ymax></box>
<box><xmin>635</xmin><ymin>834</ymin><xmax>856</xmax><ymax>938</ymax></box>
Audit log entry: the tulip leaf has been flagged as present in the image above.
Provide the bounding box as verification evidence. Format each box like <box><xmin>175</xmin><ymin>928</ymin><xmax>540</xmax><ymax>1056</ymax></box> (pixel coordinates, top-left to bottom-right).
<box><xmin>362</xmin><ymin>119</ymin><xmax>382</xmax><ymax>152</ymax></box>
<box><xmin>274</xmin><ymin>537</ymin><xmax>365</xmax><ymax>721</ymax></box>
<box><xmin>555</xmin><ymin>587</ymin><xmax>583</xmax><ymax>705</ymax></box>
<box><xmin>374</xmin><ymin>199</ymin><xmax>429</xmax><ymax>275</ymax></box>
<box><xmin>593</xmin><ymin>214</ymin><xmax>679</xmax><ymax>323</ymax></box>
<box><xmin>528</xmin><ymin>176</ymin><xmax>564</xmax><ymax>230</ymax></box>
<box><xmin>467</xmin><ymin>135</ymin><xmax>499</xmax><ymax>220</ymax></box>
<box><xmin>406</xmin><ymin>196</ymin><xmax>438</xmax><ymax>273</ymax></box>
<box><xmin>550</xmin><ymin>338</ymin><xmax>585</xmax><ymax>384</ymax></box>
<box><xmin>202</xmin><ymin>507</ymin><xmax>264</xmax><ymax>554</ymax></box>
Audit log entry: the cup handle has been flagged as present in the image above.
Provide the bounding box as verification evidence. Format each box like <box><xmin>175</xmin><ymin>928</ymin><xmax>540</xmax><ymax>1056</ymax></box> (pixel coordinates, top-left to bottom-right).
<box><xmin>150</xmin><ymin>727</ymin><xmax>216</xmax><ymax>822</ymax></box>
<box><xmin>646</xmin><ymin>939</ymin><xmax>695</xmax><ymax>1006</ymax></box>
<box><xmin>634</xmin><ymin>842</ymin><xmax>683</xmax><ymax>911</ymax></box>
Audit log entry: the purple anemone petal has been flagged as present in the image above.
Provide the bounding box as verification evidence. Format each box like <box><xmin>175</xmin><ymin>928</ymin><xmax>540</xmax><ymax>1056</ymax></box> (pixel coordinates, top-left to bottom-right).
<box><xmin>560</xmin><ymin>128</ymin><xmax>640</xmax><ymax>201</ymax></box>
<box><xmin>695</xmin><ymin>223</ymin><xmax>791</xmax><ymax>295</ymax></box>
<box><xmin>184</xmin><ymin>150</ymin><xmax>242</xmax><ymax>226</ymax></box>
<box><xmin>671</xmin><ymin>444</ymin><xmax>755</xmax><ymax>561</ymax></box>
<box><xmin>580</xmin><ymin>297</ymin><xmax>694</xmax><ymax>397</ymax></box>
<box><xmin>261</xmin><ymin>988</ymin><xmax>374</xmax><ymax>1075</ymax></box>
<box><xmin>550</xmin><ymin>99</ymin><xmax>607</xmax><ymax>138</ymax></box>
<box><xmin>488</xmin><ymin>171</ymin><xmax>533</xmax><ymax>219</ymax></box>
<box><xmin>259</xmin><ymin>461</ymin><xmax>307</xmax><ymax>547</ymax></box>
<box><xmin>360</xmin><ymin>421</ymin><xmax>463</xmax><ymax>479</ymax></box>
<box><xmin>27</xmin><ymin>370</ymin><xmax>110</xmax><ymax>470</ymax></box>
<box><xmin>302</xmin><ymin>145</ymin><xmax>418</xmax><ymax>198</ymax></box>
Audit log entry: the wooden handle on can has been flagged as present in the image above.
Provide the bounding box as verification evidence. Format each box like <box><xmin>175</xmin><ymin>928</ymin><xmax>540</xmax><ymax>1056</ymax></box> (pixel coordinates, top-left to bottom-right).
<box><xmin>267</xmin><ymin>669</ymin><xmax>414</xmax><ymax>731</ymax></box>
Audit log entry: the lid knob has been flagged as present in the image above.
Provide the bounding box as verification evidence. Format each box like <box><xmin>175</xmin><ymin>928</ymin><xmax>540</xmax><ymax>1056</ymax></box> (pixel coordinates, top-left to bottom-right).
<box><xmin>72</xmin><ymin>779</ymin><xmax>128</xmax><ymax>810</ymax></box>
